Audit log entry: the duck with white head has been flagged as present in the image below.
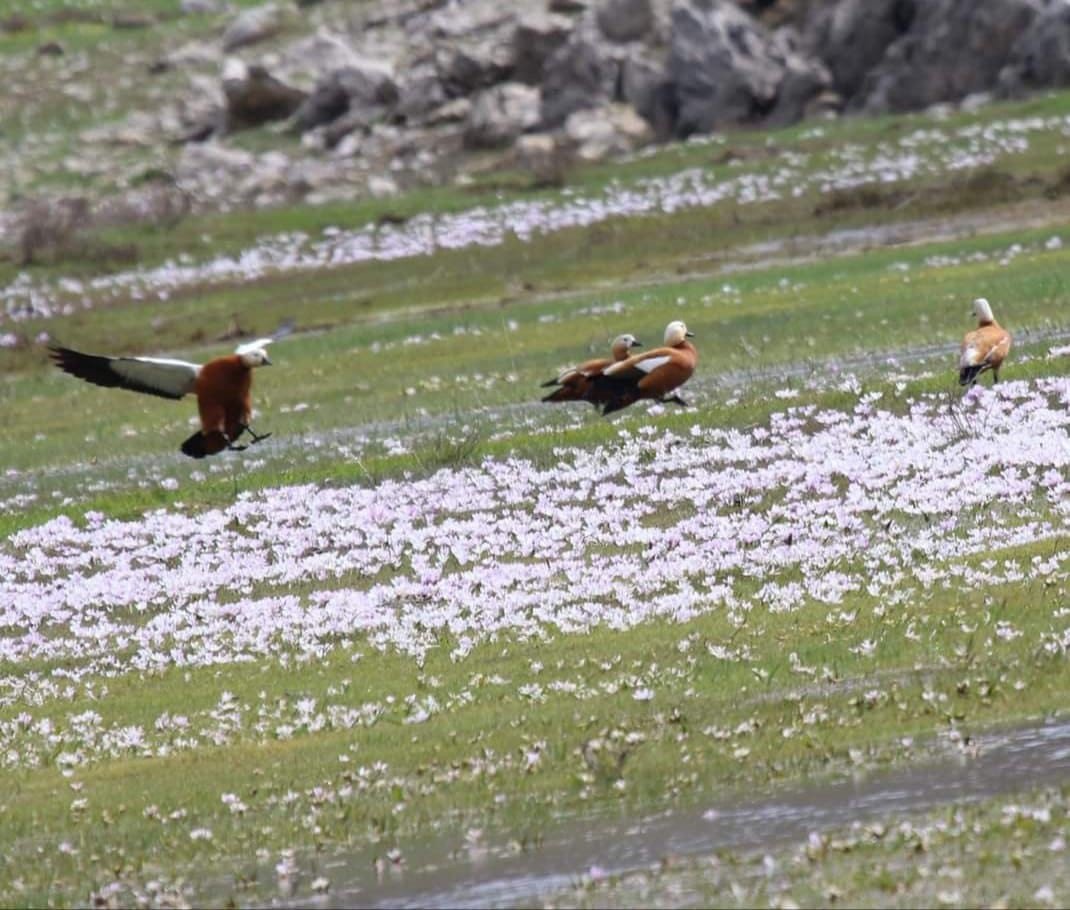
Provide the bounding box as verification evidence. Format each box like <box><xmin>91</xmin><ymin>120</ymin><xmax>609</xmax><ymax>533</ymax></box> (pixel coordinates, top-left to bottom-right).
<box><xmin>540</xmin><ymin>333</ymin><xmax>643</xmax><ymax>404</ymax></box>
<box><xmin>959</xmin><ymin>297</ymin><xmax>1011</xmax><ymax>387</ymax></box>
<box><xmin>50</xmin><ymin>329</ymin><xmax>285</xmax><ymax>458</ymax></box>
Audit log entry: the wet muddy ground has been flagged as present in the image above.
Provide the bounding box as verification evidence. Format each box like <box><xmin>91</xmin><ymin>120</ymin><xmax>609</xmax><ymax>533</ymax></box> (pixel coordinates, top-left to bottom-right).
<box><xmin>263</xmin><ymin>718</ymin><xmax>1070</xmax><ymax>909</ymax></box>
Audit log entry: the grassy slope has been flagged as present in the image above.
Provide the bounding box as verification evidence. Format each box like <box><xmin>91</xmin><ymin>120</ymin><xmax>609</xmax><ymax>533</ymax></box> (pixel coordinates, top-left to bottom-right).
<box><xmin>2</xmin><ymin>89</ymin><xmax>1070</xmax><ymax>907</ymax></box>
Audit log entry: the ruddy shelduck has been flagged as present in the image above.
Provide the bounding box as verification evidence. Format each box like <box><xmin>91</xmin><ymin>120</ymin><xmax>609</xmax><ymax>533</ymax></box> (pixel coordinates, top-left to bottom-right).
<box><xmin>959</xmin><ymin>297</ymin><xmax>1011</xmax><ymax>386</ymax></box>
<box><xmin>49</xmin><ymin>338</ymin><xmax>276</xmax><ymax>458</ymax></box>
<box><xmin>541</xmin><ymin>333</ymin><xmax>642</xmax><ymax>403</ymax></box>
<box><xmin>586</xmin><ymin>320</ymin><xmax>697</xmax><ymax>415</ymax></box>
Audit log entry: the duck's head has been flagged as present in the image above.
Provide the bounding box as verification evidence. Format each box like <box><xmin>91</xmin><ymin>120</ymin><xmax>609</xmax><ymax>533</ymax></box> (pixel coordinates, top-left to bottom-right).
<box><xmin>664</xmin><ymin>320</ymin><xmax>694</xmax><ymax>346</ymax></box>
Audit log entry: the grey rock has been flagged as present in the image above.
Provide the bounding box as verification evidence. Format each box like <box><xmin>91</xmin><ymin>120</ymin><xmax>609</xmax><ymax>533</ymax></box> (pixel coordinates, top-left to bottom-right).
<box><xmin>464</xmin><ymin>82</ymin><xmax>541</xmax><ymax>148</ymax></box>
<box><xmin>765</xmin><ymin>28</ymin><xmax>833</xmax><ymax>126</ymax></box>
<box><xmin>564</xmin><ymin>102</ymin><xmax>653</xmax><ymax>160</ymax></box>
<box><xmin>222</xmin><ymin>4</ymin><xmax>285</xmax><ymax>52</ymax></box>
<box><xmin>293</xmin><ymin>61</ymin><xmax>399</xmax><ymax>132</ymax></box>
<box><xmin>804</xmin><ymin>0</ymin><xmax>915</xmax><ymax>100</ymax></box>
<box><xmin>396</xmin><ymin>62</ymin><xmax>450</xmax><ymax>124</ymax></box>
<box><xmin>596</xmin><ymin>0</ymin><xmax>654</xmax><ymax>43</ymax></box>
<box><xmin>514</xmin><ymin>132</ymin><xmax>572</xmax><ymax>185</ymax></box>
<box><xmin>274</xmin><ymin>31</ymin><xmax>363</xmax><ymax>89</ymax></box>
<box><xmin>668</xmin><ymin>0</ymin><xmax>785</xmax><ymax>136</ymax></box>
<box><xmin>513</xmin><ymin>12</ymin><xmax>575</xmax><ymax>84</ymax></box>
<box><xmin>540</xmin><ymin>27</ymin><xmax>618</xmax><ymax>128</ymax></box>
<box><xmin>848</xmin><ymin>0</ymin><xmax>1043</xmax><ymax>114</ymax></box>
<box><xmin>425</xmin><ymin>97</ymin><xmax>473</xmax><ymax>126</ymax></box>
<box><xmin>1000</xmin><ymin>3</ymin><xmax>1070</xmax><ymax>95</ymax></box>
<box><xmin>435</xmin><ymin>36</ymin><xmax>515</xmax><ymax>97</ymax></box>
<box><xmin>619</xmin><ymin>50</ymin><xmax>672</xmax><ymax>136</ymax></box>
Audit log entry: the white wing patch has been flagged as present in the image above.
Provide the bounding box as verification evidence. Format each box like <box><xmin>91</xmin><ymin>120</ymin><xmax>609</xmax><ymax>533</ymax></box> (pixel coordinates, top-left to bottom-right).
<box><xmin>634</xmin><ymin>355</ymin><xmax>671</xmax><ymax>374</ymax></box>
<box><xmin>235</xmin><ymin>337</ymin><xmax>276</xmax><ymax>356</ymax></box>
<box><xmin>113</xmin><ymin>357</ymin><xmax>201</xmax><ymax>398</ymax></box>
<box><xmin>605</xmin><ymin>354</ymin><xmax>672</xmax><ymax>378</ymax></box>
<box><xmin>959</xmin><ymin>344</ymin><xmax>982</xmax><ymax>368</ymax></box>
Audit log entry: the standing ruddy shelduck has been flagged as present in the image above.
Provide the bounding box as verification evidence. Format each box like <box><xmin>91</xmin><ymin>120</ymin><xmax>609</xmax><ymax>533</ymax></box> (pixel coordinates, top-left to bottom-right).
<box><xmin>49</xmin><ymin>338</ymin><xmax>276</xmax><ymax>458</ymax></box>
<box><xmin>540</xmin><ymin>333</ymin><xmax>642</xmax><ymax>404</ymax></box>
<box><xmin>959</xmin><ymin>297</ymin><xmax>1011</xmax><ymax>387</ymax></box>
<box><xmin>585</xmin><ymin>320</ymin><xmax>697</xmax><ymax>415</ymax></box>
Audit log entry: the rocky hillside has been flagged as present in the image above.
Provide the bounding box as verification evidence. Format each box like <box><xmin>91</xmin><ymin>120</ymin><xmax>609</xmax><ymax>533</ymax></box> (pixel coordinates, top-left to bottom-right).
<box><xmin>6</xmin><ymin>0</ymin><xmax>1070</xmax><ymax>252</ymax></box>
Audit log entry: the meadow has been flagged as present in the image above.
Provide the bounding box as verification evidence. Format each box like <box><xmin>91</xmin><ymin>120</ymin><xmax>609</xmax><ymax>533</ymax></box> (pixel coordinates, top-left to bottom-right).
<box><xmin>2</xmin><ymin>82</ymin><xmax>1070</xmax><ymax>907</ymax></box>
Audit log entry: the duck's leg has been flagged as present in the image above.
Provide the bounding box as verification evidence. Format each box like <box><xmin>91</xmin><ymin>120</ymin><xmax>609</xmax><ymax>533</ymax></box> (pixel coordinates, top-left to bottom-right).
<box><xmin>231</xmin><ymin>423</ymin><xmax>273</xmax><ymax>447</ymax></box>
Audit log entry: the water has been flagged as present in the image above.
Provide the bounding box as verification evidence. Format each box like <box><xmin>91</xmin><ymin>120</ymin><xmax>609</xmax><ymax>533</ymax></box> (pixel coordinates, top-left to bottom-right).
<box><xmin>289</xmin><ymin>718</ymin><xmax>1070</xmax><ymax>909</ymax></box>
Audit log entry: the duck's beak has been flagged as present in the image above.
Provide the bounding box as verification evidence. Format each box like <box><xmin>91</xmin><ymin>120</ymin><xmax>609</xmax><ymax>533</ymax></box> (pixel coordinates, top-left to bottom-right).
<box><xmin>686</xmin><ymin>331</ymin><xmax>695</xmax><ymax>338</ymax></box>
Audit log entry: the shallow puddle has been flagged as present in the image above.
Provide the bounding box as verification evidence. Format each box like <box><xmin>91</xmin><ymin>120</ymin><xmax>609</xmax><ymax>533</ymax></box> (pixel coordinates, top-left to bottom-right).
<box><xmin>288</xmin><ymin>718</ymin><xmax>1070</xmax><ymax>909</ymax></box>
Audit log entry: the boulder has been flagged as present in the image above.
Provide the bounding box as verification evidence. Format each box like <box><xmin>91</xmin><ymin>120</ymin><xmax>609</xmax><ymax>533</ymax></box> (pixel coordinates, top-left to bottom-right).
<box><xmin>435</xmin><ymin>37</ymin><xmax>515</xmax><ymax>97</ymax></box>
<box><xmin>846</xmin><ymin>0</ymin><xmax>1044</xmax><ymax>114</ymax></box>
<box><xmin>292</xmin><ymin>60</ymin><xmax>399</xmax><ymax>133</ymax></box>
<box><xmin>274</xmin><ymin>31</ymin><xmax>363</xmax><ymax>88</ymax></box>
<box><xmin>596</xmin><ymin>0</ymin><xmax>654</xmax><ymax>43</ymax></box>
<box><xmin>540</xmin><ymin>28</ymin><xmax>619</xmax><ymax>128</ymax></box>
<box><xmin>222</xmin><ymin>58</ymin><xmax>307</xmax><ymax>131</ymax></box>
<box><xmin>222</xmin><ymin>4</ymin><xmax>285</xmax><ymax>52</ymax></box>
<box><xmin>564</xmin><ymin>102</ymin><xmax>653</xmax><ymax>160</ymax></box>
<box><xmin>514</xmin><ymin>132</ymin><xmax>572</xmax><ymax>185</ymax></box>
<box><xmin>619</xmin><ymin>50</ymin><xmax>672</xmax><ymax>136</ymax></box>
<box><xmin>425</xmin><ymin>97</ymin><xmax>473</xmax><ymax>126</ymax></box>
<box><xmin>764</xmin><ymin>28</ymin><xmax>834</xmax><ymax>126</ymax></box>
<box><xmin>1000</xmin><ymin>3</ymin><xmax>1070</xmax><ymax>95</ymax></box>
<box><xmin>513</xmin><ymin>12</ymin><xmax>575</xmax><ymax>85</ymax></box>
<box><xmin>668</xmin><ymin>0</ymin><xmax>787</xmax><ymax>136</ymax></box>
<box><xmin>464</xmin><ymin>82</ymin><xmax>541</xmax><ymax>148</ymax></box>
<box><xmin>803</xmin><ymin>0</ymin><xmax>915</xmax><ymax>101</ymax></box>
<box><xmin>395</xmin><ymin>61</ymin><xmax>450</xmax><ymax>124</ymax></box>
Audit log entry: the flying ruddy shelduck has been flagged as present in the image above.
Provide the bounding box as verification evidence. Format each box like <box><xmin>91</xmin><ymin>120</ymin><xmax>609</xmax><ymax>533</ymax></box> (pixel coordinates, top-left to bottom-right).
<box><xmin>959</xmin><ymin>297</ymin><xmax>1011</xmax><ymax>387</ymax></box>
<box><xmin>49</xmin><ymin>336</ymin><xmax>278</xmax><ymax>458</ymax></box>
<box><xmin>540</xmin><ymin>333</ymin><xmax>642</xmax><ymax>403</ymax></box>
<box><xmin>585</xmin><ymin>320</ymin><xmax>697</xmax><ymax>415</ymax></box>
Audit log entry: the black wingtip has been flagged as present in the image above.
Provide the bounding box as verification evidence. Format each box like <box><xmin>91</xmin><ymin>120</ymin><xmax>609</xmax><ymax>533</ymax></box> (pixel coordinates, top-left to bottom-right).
<box><xmin>48</xmin><ymin>345</ymin><xmax>126</xmax><ymax>391</ymax></box>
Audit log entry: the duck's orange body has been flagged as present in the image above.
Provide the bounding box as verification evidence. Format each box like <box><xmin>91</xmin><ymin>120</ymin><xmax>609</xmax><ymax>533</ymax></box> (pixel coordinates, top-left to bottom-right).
<box><xmin>193</xmin><ymin>355</ymin><xmax>255</xmax><ymax>456</ymax></box>
<box><xmin>541</xmin><ymin>334</ymin><xmax>641</xmax><ymax>404</ymax></box>
<box><xmin>587</xmin><ymin>321</ymin><xmax>697</xmax><ymax>415</ymax></box>
<box><xmin>49</xmin><ymin>339</ymin><xmax>274</xmax><ymax>458</ymax></box>
<box><xmin>959</xmin><ymin>298</ymin><xmax>1011</xmax><ymax>386</ymax></box>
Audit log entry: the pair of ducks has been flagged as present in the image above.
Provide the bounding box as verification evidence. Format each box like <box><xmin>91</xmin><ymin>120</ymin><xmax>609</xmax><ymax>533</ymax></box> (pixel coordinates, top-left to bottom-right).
<box><xmin>46</xmin><ymin>300</ymin><xmax>1008</xmax><ymax>459</ymax></box>
<box><xmin>541</xmin><ymin>320</ymin><xmax>698</xmax><ymax>414</ymax></box>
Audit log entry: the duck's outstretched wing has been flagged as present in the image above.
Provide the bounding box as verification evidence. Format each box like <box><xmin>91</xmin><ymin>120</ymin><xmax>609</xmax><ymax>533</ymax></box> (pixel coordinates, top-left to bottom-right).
<box><xmin>49</xmin><ymin>346</ymin><xmax>200</xmax><ymax>400</ymax></box>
